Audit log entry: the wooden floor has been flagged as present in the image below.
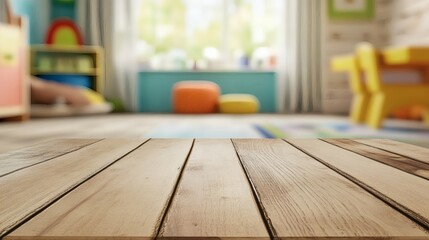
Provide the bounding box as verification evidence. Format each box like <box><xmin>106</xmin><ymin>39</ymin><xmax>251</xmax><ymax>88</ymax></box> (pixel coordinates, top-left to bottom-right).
<box><xmin>0</xmin><ymin>114</ymin><xmax>428</xmax><ymax>153</ymax></box>
<box><xmin>1</xmin><ymin>138</ymin><xmax>429</xmax><ymax>239</ymax></box>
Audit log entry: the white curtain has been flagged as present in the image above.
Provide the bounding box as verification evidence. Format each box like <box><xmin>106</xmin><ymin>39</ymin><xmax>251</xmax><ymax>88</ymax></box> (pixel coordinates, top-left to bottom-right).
<box><xmin>0</xmin><ymin>0</ymin><xmax>9</xmax><ymax>23</ymax></box>
<box><xmin>278</xmin><ymin>0</ymin><xmax>322</xmax><ymax>113</ymax></box>
<box><xmin>76</xmin><ymin>0</ymin><xmax>139</xmax><ymax>111</ymax></box>
<box><xmin>0</xmin><ymin>4</ymin><xmax>4</xmax><ymax>22</ymax></box>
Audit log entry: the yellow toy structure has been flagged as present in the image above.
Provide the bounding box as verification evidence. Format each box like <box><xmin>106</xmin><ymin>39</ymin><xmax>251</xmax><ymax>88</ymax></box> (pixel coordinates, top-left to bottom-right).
<box><xmin>425</xmin><ymin>110</ymin><xmax>429</xmax><ymax>125</ymax></box>
<box><xmin>332</xmin><ymin>43</ymin><xmax>429</xmax><ymax>129</ymax></box>
<box><xmin>332</xmin><ymin>55</ymin><xmax>369</xmax><ymax>124</ymax></box>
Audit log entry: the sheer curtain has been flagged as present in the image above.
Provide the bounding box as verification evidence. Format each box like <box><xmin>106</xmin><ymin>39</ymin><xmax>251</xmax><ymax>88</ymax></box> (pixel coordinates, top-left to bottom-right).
<box><xmin>76</xmin><ymin>0</ymin><xmax>139</xmax><ymax>111</ymax></box>
<box><xmin>0</xmin><ymin>0</ymin><xmax>6</xmax><ymax>22</ymax></box>
<box><xmin>278</xmin><ymin>0</ymin><xmax>322</xmax><ymax>113</ymax></box>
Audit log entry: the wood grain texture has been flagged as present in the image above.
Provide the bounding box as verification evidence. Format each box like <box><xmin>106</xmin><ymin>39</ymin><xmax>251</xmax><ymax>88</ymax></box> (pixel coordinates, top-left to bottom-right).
<box><xmin>324</xmin><ymin>139</ymin><xmax>429</xmax><ymax>180</ymax></box>
<box><xmin>0</xmin><ymin>139</ymin><xmax>146</xmax><ymax>238</ymax></box>
<box><xmin>233</xmin><ymin>139</ymin><xmax>429</xmax><ymax>239</ymax></box>
<box><xmin>7</xmin><ymin>139</ymin><xmax>193</xmax><ymax>240</ymax></box>
<box><xmin>0</xmin><ymin>139</ymin><xmax>100</xmax><ymax>177</ymax></box>
<box><xmin>160</xmin><ymin>139</ymin><xmax>269</xmax><ymax>239</ymax></box>
<box><xmin>355</xmin><ymin>139</ymin><xmax>429</xmax><ymax>165</ymax></box>
<box><xmin>287</xmin><ymin>139</ymin><xmax>429</xmax><ymax>231</ymax></box>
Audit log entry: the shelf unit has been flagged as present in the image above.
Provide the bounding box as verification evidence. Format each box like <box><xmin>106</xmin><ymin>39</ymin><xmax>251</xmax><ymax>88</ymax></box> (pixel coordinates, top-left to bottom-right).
<box><xmin>30</xmin><ymin>45</ymin><xmax>104</xmax><ymax>93</ymax></box>
<box><xmin>0</xmin><ymin>21</ymin><xmax>29</xmax><ymax>121</ymax></box>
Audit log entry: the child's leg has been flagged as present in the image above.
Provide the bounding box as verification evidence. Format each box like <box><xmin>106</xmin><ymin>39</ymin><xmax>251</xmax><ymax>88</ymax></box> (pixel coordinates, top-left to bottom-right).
<box><xmin>31</xmin><ymin>77</ymin><xmax>90</xmax><ymax>106</ymax></box>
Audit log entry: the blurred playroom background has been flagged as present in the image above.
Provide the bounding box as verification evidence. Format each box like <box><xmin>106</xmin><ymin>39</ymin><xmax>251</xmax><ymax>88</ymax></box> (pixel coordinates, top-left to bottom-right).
<box><xmin>1</xmin><ymin>0</ymin><xmax>429</xmax><ymax>152</ymax></box>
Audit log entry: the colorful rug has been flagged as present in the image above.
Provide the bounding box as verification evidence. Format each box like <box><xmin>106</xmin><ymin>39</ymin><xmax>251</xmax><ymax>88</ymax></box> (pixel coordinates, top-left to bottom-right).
<box><xmin>144</xmin><ymin>118</ymin><xmax>429</xmax><ymax>148</ymax></box>
<box><xmin>145</xmin><ymin>122</ymin><xmax>262</xmax><ymax>138</ymax></box>
<box><xmin>255</xmin><ymin>122</ymin><xmax>429</xmax><ymax>147</ymax></box>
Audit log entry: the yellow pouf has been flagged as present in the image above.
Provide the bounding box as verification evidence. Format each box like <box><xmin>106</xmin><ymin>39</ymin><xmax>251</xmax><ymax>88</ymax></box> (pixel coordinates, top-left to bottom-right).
<box><xmin>219</xmin><ymin>94</ymin><xmax>260</xmax><ymax>114</ymax></box>
<box><xmin>424</xmin><ymin>109</ymin><xmax>429</xmax><ymax>125</ymax></box>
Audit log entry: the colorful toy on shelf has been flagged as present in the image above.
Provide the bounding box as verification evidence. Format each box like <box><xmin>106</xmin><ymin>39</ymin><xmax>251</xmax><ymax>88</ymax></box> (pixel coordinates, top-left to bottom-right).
<box><xmin>37</xmin><ymin>56</ymin><xmax>53</xmax><ymax>72</ymax></box>
<box><xmin>55</xmin><ymin>57</ymin><xmax>75</xmax><ymax>72</ymax></box>
<box><xmin>45</xmin><ymin>19</ymin><xmax>84</xmax><ymax>46</ymax></box>
<box><xmin>31</xmin><ymin>45</ymin><xmax>104</xmax><ymax>93</ymax></box>
<box><xmin>76</xmin><ymin>56</ymin><xmax>94</xmax><ymax>73</ymax></box>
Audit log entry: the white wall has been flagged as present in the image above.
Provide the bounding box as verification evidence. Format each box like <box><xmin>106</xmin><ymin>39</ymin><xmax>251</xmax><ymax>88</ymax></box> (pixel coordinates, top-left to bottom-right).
<box><xmin>385</xmin><ymin>0</ymin><xmax>429</xmax><ymax>45</ymax></box>
<box><xmin>321</xmin><ymin>0</ymin><xmax>391</xmax><ymax>114</ymax></box>
<box><xmin>2</xmin><ymin>0</ymin><xmax>51</xmax><ymax>44</ymax></box>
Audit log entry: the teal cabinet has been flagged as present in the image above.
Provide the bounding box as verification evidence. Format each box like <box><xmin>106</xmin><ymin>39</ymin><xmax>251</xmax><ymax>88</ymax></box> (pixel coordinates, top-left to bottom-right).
<box><xmin>137</xmin><ymin>71</ymin><xmax>277</xmax><ymax>113</ymax></box>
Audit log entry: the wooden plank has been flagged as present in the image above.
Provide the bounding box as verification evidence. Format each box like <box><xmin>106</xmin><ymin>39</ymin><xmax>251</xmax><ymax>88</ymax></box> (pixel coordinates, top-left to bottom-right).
<box><xmin>160</xmin><ymin>139</ymin><xmax>269</xmax><ymax>239</ymax></box>
<box><xmin>287</xmin><ymin>139</ymin><xmax>429</xmax><ymax>231</ymax></box>
<box><xmin>0</xmin><ymin>139</ymin><xmax>101</xmax><ymax>177</ymax></box>
<box><xmin>7</xmin><ymin>139</ymin><xmax>193</xmax><ymax>240</ymax></box>
<box><xmin>355</xmin><ymin>139</ymin><xmax>429</xmax><ymax>165</ymax></box>
<box><xmin>233</xmin><ymin>139</ymin><xmax>429</xmax><ymax>239</ymax></box>
<box><xmin>324</xmin><ymin>139</ymin><xmax>429</xmax><ymax>180</ymax></box>
<box><xmin>0</xmin><ymin>139</ymin><xmax>147</xmax><ymax>238</ymax></box>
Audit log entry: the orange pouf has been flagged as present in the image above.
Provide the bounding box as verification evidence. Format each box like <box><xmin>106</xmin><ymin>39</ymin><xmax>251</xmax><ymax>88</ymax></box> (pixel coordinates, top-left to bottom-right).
<box><xmin>173</xmin><ymin>81</ymin><xmax>220</xmax><ymax>114</ymax></box>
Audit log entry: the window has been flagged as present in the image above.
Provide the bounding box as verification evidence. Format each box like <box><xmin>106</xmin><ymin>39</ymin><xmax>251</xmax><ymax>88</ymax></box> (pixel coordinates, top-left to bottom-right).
<box><xmin>137</xmin><ymin>0</ymin><xmax>283</xmax><ymax>70</ymax></box>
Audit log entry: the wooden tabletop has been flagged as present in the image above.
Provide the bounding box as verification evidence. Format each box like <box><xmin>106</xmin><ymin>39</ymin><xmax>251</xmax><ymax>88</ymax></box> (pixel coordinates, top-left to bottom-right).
<box><xmin>1</xmin><ymin>139</ymin><xmax>429</xmax><ymax>239</ymax></box>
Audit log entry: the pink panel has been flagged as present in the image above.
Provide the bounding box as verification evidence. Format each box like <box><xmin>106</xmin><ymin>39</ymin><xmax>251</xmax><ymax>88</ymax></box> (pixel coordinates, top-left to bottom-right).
<box><xmin>0</xmin><ymin>50</ymin><xmax>22</xmax><ymax>107</ymax></box>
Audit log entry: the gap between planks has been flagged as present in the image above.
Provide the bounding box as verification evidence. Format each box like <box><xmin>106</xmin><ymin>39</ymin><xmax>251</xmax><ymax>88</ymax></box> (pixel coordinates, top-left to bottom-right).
<box><xmin>5</xmin><ymin>139</ymin><xmax>429</xmax><ymax>240</ymax></box>
<box><xmin>286</xmin><ymin>139</ymin><xmax>429</xmax><ymax>233</ymax></box>
<box><xmin>7</xmin><ymin>139</ymin><xmax>195</xmax><ymax>240</ymax></box>
<box><xmin>322</xmin><ymin>139</ymin><xmax>429</xmax><ymax>181</ymax></box>
<box><xmin>154</xmin><ymin>139</ymin><xmax>196</xmax><ymax>238</ymax></box>
<box><xmin>354</xmin><ymin>139</ymin><xmax>429</xmax><ymax>165</ymax></box>
<box><xmin>235</xmin><ymin>139</ymin><xmax>429</xmax><ymax>239</ymax></box>
<box><xmin>231</xmin><ymin>139</ymin><xmax>277</xmax><ymax>239</ymax></box>
<box><xmin>0</xmin><ymin>139</ymin><xmax>150</xmax><ymax>238</ymax></box>
<box><xmin>0</xmin><ymin>139</ymin><xmax>103</xmax><ymax>178</ymax></box>
<box><xmin>158</xmin><ymin>139</ymin><xmax>270</xmax><ymax>239</ymax></box>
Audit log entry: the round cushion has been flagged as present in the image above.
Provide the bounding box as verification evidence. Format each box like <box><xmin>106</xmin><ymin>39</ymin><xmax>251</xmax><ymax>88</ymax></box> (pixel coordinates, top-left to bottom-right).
<box><xmin>219</xmin><ymin>94</ymin><xmax>260</xmax><ymax>114</ymax></box>
<box><xmin>173</xmin><ymin>81</ymin><xmax>220</xmax><ymax>114</ymax></box>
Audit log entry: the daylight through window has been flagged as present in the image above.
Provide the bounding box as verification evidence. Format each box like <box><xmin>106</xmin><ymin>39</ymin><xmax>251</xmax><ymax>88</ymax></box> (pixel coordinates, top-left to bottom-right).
<box><xmin>137</xmin><ymin>0</ymin><xmax>283</xmax><ymax>71</ymax></box>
